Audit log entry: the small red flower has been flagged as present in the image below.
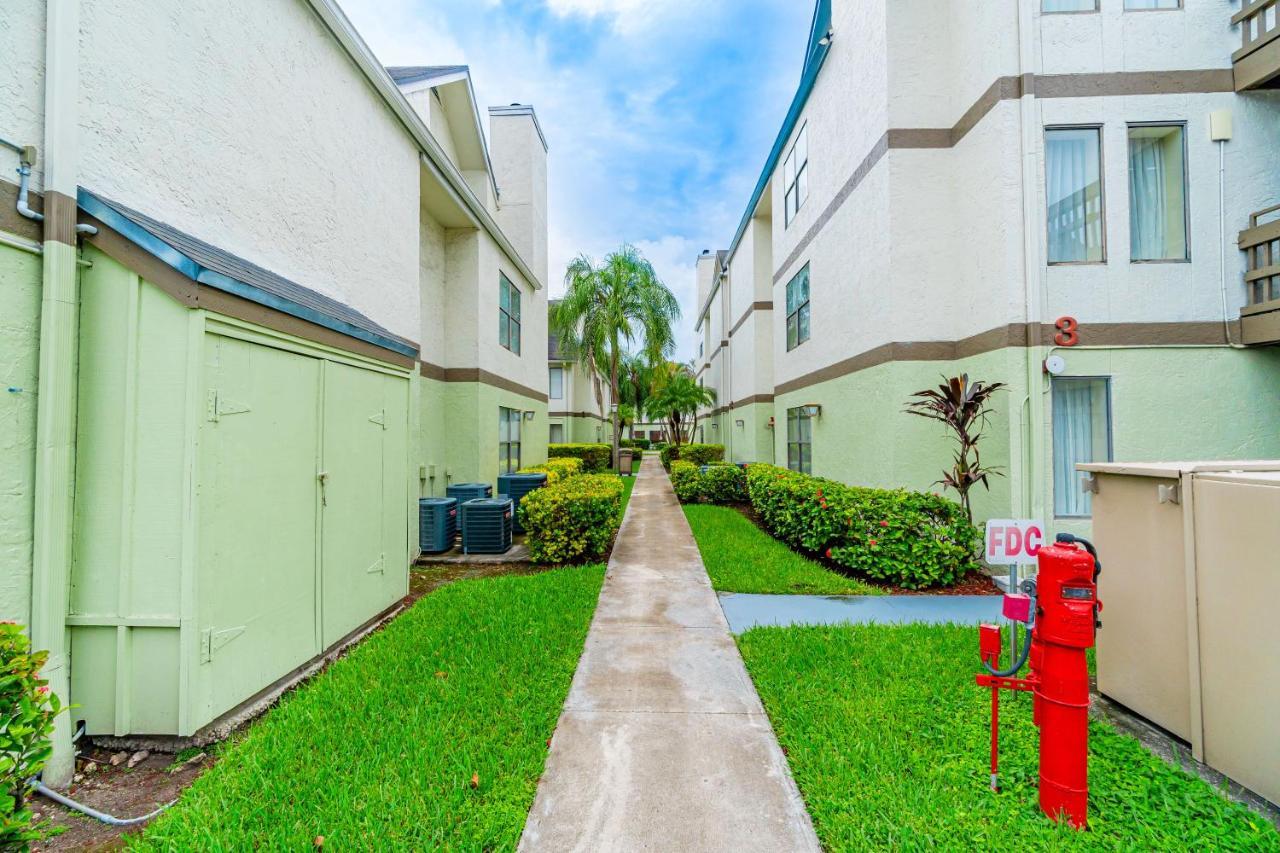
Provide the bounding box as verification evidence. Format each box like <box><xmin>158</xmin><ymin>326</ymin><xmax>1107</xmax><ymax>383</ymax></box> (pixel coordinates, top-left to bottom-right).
<box><xmin>879</xmin><ymin>520</ymin><xmax>889</xmax><ymax>528</ymax></box>
<box><xmin>819</xmin><ymin>500</ymin><xmax>828</xmax><ymax>508</ymax></box>
<box><xmin>825</xmin><ymin>548</ymin><xmax>832</xmax><ymax>558</ymax></box>
<box><xmin>816</xmin><ymin>489</ymin><xmax>824</xmax><ymax>498</ymax></box>
<box><xmin>869</xmin><ymin>539</ymin><xmax>878</xmax><ymax>547</ymax></box>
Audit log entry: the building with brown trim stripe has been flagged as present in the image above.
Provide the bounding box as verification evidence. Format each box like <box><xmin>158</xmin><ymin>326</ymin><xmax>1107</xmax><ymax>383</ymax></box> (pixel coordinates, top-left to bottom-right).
<box><xmin>694</xmin><ymin>0</ymin><xmax>1280</xmax><ymax>533</ymax></box>
<box><xmin>0</xmin><ymin>0</ymin><xmax>550</xmax><ymax>784</ymax></box>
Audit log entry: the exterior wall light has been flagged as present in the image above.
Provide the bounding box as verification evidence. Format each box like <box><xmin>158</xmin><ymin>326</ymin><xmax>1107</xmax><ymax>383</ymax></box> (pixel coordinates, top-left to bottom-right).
<box><xmin>735</xmin><ymin>419</ymin><xmax>745</xmax><ymax>428</ymax></box>
<box><xmin>766</xmin><ymin>416</ymin><xmax>776</xmax><ymax>429</ymax></box>
<box><xmin>523</xmin><ymin>410</ymin><xmax>536</xmax><ymax>421</ymax></box>
<box><xmin>801</xmin><ymin>404</ymin><xmax>822</xmax><ymax>418</ymax></box>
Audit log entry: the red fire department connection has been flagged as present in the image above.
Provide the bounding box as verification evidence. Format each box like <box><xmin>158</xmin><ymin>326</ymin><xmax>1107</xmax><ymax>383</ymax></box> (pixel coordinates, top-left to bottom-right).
<box><xmin>977</xmin><ymin>533</ymin><xmax>1102</xmax><ymax>829</ymax></box>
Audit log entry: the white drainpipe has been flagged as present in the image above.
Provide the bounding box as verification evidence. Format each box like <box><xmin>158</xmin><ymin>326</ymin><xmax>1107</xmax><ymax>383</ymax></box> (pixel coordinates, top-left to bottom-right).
<box><xmin>30</xmin><ymin>0</ymin><xmax>82</xmax><ymax>790</ymax></box>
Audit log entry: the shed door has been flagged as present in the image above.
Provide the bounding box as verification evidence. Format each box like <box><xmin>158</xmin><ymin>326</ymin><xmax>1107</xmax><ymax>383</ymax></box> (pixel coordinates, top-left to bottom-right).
<box><xmin>198</xmin><ymin>335</ymin><xmax>322</xmax><ymax>721</ymax></box>
<box><xmin>320</xmin><ymin>363</ymin><xmax>408</xmax><ymax>646</ymax></box>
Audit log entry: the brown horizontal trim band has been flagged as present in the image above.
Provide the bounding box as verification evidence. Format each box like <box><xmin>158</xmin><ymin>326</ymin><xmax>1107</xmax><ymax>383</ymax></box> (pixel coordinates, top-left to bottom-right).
<box><xmin>706</xmin><ymin>393</ymin><xmax>777</xmax><ymax>418</ymax></box>
<box><xmin>775</xmin><ymin>133</ymin><xmax>889</xmax><ymax>284</ymax></box>
<box><xmin>83</xmin><ymin>215</ymin><xmax>419</xmax><ymax>369</ymax></box>
<box><xmin>729</xmin><ymin>301</ymin><xmax>774</xmax><ymax>338</ymax></box>
<box><xmin>418</xmin><ymin>361</ymin><xmax>446</xmax><ymax>381</ymax></box>
<box><xmin>442</xmin><ymin>367</ymin><xmax>548</xmax><ymax>402</ymax></box>
<box><xmin>774</xmin><ymin>321</ymin><xmax>1232</xmax><ymax>396</ymax></box>
<box><xmin>0</xmin><ymin>180</ymin><xmax>44</xmax><ymax>243</ymax></box>
<box><xmin>549</xmin><ymin>410</ymin><xmax>608</xmax><ymax>421</ymax></box>
<box><xmin>773</xmin><ymin>69</ymin><xmax>1235</xmax><ymax>285</ymax></box>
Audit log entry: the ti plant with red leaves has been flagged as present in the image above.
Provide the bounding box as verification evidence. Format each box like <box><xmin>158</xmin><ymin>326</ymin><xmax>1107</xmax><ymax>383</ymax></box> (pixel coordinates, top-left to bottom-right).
<box><xmin>904</xmin><ymin>374</ymin><xmax>1007</xmax><ymax>522</ymax></box>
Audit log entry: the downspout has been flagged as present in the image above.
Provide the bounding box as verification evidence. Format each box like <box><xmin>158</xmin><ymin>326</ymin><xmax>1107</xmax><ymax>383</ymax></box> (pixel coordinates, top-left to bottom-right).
<box><xmin>1015</xmin><ymin>0</ymin><xmax>1046</xmax><ymax>520</ymax></box>
<box><xmin>30</xmin><ymin>0</ymin><xmax>82</xmax><ymax>789</ymax></box>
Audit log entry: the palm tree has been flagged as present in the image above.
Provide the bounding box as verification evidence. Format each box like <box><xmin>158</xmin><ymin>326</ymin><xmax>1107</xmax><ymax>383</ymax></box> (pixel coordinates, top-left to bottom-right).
<box><xmin>647</xmin><ymin>370</ymin><xmax>715</xmax><ymax>447</ymax></box>
<box><xmin>553</xmin><ymin>246</ymin><xmax>680</xmax><ymax>466</ymax></box>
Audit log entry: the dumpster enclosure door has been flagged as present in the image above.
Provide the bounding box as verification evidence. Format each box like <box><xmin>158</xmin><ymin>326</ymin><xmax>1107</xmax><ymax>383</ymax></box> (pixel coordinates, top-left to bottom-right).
<box><xmin>320</xmin><ymin>362</ymin><xmax>409</xmax><ymax>647</ymax></box>
<box><xmin>198</xmin><ymin>334</ymin><xmax>323</xmax><ymax>722</ymax></box>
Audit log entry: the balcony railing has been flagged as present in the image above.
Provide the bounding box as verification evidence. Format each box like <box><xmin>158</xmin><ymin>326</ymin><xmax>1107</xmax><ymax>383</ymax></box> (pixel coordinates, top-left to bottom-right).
<box><xmin>1240</xmin><ymin>205</ymin><xmax>1280</xmax><ymax>345</ymax></box>
<box><xmin>1233</xmin><ymin>0</ymin><xmax>1280</xmax><ymax>90</ymax></box>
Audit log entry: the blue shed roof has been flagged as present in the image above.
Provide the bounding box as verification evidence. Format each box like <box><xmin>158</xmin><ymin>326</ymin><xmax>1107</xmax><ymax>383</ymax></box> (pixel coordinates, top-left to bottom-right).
<box><xmin>78</xmin><ymin>189</ymin><xmax>418</xmax><ymax>359</ymax></box>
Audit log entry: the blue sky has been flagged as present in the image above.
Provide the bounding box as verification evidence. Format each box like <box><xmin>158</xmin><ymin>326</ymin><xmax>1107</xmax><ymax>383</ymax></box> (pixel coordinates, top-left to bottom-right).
<box><xmin>338</xmin><ymin>0</ymin><xmax>813</xmax><ymax>361</ymax></box>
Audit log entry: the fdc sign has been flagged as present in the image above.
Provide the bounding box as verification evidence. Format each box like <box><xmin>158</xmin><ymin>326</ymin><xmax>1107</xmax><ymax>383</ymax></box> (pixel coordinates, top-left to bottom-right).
<box><xmin>985</xmin><ymin>519</ymin><xmax>1044</xmax><ymax>565</ymax></box>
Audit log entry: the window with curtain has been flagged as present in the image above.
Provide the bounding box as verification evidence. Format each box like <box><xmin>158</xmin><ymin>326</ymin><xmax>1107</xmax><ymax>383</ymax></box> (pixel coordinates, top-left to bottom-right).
<box><xmin>1043</xmin><ymin>0</ymin><xmax>1097</xmax><ymax>11</ymax></box>
<box><xmin>1046</xmin><ymin>127</ymin><xmax>1105</xmax><ymax>263</ymax></box>
<box><xmin>1052</xmin><ymin>378</ymin><xmax>1112</xmax><ymax>517</ymax></box>
<box><xmin>549</xmin><ymin>423</ymin><xmax>565</xmax><ymax>444</ymax></box>
<box><xmin>1128</xmin><ymin>124</ymin><xmax>1188</xmax><ymax>261</ymax></box>
<box><xmin>786</xmin><ymin>264</ymin><xmax>811</xmax><ymax>351</ymax></box>
<box><xmin>499</xmin><ymin>273</ymin><xmax>521</xmax><ymax>354</ymax></box>
<box><xmin>549</xmin><ymin>366</ymin><xmax>564</xmax><ymax>400</ymax></box>
<box><xmin>499</xmin><ymin>407</ymin><xmax>522</xmax><ymax>473</ymax></box>
<box><xmin>783</xmin><ymin>123</ymin><xmax>809</xmax><ymax>227</ymax></box>
<box><xmin>1125</xmin><ymin>0</ymin><xmax>1179</xmax><ymax>9</ymax></box>
<box><xmin>787</xmin><ymin>407</ymin><xmax>813</xmax><ymax>474</ymax></box>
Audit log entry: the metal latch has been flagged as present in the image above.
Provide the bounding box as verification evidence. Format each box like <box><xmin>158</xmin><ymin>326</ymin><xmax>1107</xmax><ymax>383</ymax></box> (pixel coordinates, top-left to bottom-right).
<box><xmin>1157</xmin><ymin>482</ymin><xmax>1180</xmax><ymax>505</ymax></box>
<box><xmin>1079</xmin><ymin>475</ymin><xmax>1098</xmax><ymax>495</ymax></box>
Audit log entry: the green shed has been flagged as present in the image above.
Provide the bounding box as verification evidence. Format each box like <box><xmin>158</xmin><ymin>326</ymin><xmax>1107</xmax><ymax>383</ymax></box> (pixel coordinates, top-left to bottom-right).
<box><xmin>68</xmin><ymin>192</ymin><xmax>415</xmax><ymax>738</ymax></box>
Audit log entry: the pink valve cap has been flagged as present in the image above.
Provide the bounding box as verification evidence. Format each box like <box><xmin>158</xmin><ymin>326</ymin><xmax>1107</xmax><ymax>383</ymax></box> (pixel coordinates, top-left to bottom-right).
<box><xmin>1002</xmin><ymin>593</ymin><xmax>1033</xmax><ymax>623</ymax></box>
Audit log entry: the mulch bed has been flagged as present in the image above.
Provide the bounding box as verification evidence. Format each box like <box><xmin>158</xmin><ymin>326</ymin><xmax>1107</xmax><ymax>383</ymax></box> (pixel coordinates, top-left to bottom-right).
<box><xmin>732</xmin><ymin>504</ymin><xmax>999</xmax><ymax>597</ymax></box>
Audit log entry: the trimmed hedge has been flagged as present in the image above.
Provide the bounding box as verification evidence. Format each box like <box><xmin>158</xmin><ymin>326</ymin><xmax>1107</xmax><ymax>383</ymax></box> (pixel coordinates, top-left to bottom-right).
<box><xmin>659</xmin><ymin>443</ymin><xmax>725</xmax><ymax>470</ymax></box>
<box><xmin>519</xmin><ymin>474</ymin><xmax>624</xmax><ymax>564</ymax></box>
<box><xmin>519</xmin><ymin>457</ymin><xmax>583</xmax><ymax>484</ymax></box>
<box><xmin>620</xmin><ymin>438</ymin><xmax>652</xmax><ymax>450</ymax></box>
<box><xmin>745</xmin><ymin>464</ymin><xmax>981</xmax><ymax>590</ymax></box>
<box><xmin>548</xmin><ymin>443</ymin><xmax>611</xmax><ymax>473</ymax></box>
<box><xmin>670</xmin><ymin>461</ymin><xmax>701</xmax><ymax>503</ymax></box>
<box><xmin>671</xmin><ymin>461</ymin><xmax>747</xmax><ymax>505</ymax></box>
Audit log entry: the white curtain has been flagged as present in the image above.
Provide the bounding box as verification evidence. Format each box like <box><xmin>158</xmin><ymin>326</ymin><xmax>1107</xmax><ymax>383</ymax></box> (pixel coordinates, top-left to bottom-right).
<box><xmin>1053</xmin><ymin>382</ymin><xmax>1097</xmax><ymax>516</ymax></box>
<box><xmin>1046</xmin><ymin>134</ymin><xmax>1091</xmax><ymax>262</ymax></box>
<box><xmin>1129</xmin><ymin>137</ymin><xmax>1168</xmax><ymax>260</ymax></box>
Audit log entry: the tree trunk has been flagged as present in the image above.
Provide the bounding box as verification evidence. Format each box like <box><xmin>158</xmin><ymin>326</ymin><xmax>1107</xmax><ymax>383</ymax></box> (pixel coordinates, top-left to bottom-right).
<box><xmin>610</xmin><ymin>335</ymin><xmax>621</xmax><ymax>470</ymax></box>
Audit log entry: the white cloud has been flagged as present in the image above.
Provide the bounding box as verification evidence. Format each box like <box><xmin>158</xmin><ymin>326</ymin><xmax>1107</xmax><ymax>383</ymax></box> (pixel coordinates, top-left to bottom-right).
<box><xmin>544</xmin><ymin>0</ymin><xmax>704</xmax><ymax>36</ymax></box>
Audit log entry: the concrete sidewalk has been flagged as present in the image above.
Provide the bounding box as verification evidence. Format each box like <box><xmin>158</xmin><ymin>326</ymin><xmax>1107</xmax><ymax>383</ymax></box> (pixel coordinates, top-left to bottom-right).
<box><xmin>518</xmin><ymin>456</ymin><xmax>820</xmax><ymax>852</ymax></box>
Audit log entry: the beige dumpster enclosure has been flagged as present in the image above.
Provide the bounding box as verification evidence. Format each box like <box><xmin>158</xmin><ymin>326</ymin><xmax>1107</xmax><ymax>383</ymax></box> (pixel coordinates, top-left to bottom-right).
<box><xmin>1081</xmin><ymin>461</ymin><xmax>1280</xmax><ymax>806</ymax></box>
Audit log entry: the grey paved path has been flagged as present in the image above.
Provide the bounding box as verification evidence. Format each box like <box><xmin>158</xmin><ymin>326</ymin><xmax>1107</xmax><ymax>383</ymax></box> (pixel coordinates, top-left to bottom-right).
<box><xmin>518</xmin><ymin>455</ymin><xmax>820</xmax><ymax>853</ymax></box>
<box><xmin>719</xmin><ymin>592</ymin><xmax>1003</xmax><ymax>634</ymax></box>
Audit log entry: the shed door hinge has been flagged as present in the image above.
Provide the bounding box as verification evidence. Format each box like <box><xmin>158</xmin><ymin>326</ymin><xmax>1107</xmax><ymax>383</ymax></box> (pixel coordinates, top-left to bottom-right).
<box><xmin>368</xmin><ymin>409</ymin><xmax>386</xmax><ymax>429</ymax></box>
<box><xmin>366</xmin><ymin>554</ymin><xmax>386</xmax><ymax>575</ymax></box>
<box><xmin>200</xmin><ymin>625</ymin><xmax>247</xmax><ymax>663</ymax></box>
<box><xmin>206</xmin><ymin>389</ymin><xmax>251</xmax><ymax>422</ymax></box>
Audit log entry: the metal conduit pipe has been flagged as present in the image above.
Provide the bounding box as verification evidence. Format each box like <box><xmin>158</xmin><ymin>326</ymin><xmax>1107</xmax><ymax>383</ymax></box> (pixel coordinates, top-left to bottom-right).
<box><xmin>33</xmin><ymin>782</ymin><xmax>174</xmax><ymax>827</ymax></box>
<box><xmin>16</xmin><ymin>161</ymin><xmax>43</xmax><ymax>222</ymax></box>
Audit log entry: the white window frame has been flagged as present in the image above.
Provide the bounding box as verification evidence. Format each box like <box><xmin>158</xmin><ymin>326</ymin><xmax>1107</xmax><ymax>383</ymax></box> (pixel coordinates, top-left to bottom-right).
<box><xmin>1045</xmin><ymin>124</ymin><xmax>1107</xmax><ymax>265</ymax></box>
<box><xmin>499</xmin><ymin>273</ymin><xmax>521</xmax><ymax>355</ymax></box>
<box><xmin>1127</xmin><ymin>121</ymin><xmax>1190</xmax><ymax>263</ymax></box>
<box><xmin>500</xmin><ymin>407</ymin><xmax>522</xmax><ymax>473</ymax></box>
<box><xmin>549</xmin><ymin>365</ymin><xmax>564</xmax><ymax>400</ymax></box>
<box><xmin>1042</xmin><ymin>0</ymin><xmax>1098</xmax><ymax>13</ymax></box>
<box><xmin>786</xmin><ymin>407</ymin><xmax>813</xmax><ymax>475</ymax></box>
<box><xmin>783</xmin><ymin>123</ymin><xmax>809</xmax><ymax>227</ymax></box>
<box><xmin>1051</xmin><ymin>377</ymin><xmax>1113</xmax><ymax>518</ymax></box>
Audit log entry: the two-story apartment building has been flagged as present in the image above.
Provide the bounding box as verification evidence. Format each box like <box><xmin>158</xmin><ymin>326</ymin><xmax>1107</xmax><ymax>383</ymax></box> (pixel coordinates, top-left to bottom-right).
<box><xmin>695</xmin><ymin>0</ymin><xmax>1280</xmax><ymax>532</ymax></box>
<box><xmin>0</xmin><ymin>0</ymin><xmax>548</xmax><ymax>784</ymax></box>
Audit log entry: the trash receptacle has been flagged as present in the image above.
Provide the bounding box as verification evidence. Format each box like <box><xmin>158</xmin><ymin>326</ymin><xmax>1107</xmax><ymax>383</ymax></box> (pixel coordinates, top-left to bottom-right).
<box><xmin>618</xmin><ymin>449</ymin><xmax>634</xmax><ymax>475</ymax></box>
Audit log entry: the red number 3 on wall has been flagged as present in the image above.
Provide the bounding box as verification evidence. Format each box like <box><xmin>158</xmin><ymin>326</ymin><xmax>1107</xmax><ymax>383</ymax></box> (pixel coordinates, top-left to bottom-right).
<box><xmin>1054</xmin><ymin>316</ymin><xmax>1079</xmax><ymax>347</ymax></box>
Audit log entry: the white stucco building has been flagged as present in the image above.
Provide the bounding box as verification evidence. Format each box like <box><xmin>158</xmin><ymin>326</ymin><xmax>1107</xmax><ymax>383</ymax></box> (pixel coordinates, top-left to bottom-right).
<box><xmin>0</xmin><ymin>0</ymin><xmax>550</xmax><ymax>784</ymax></box>
<box><xmin>694</xmin><ymin>0</ymin><xmax>1280</xmax><ymax>531</ymax></box>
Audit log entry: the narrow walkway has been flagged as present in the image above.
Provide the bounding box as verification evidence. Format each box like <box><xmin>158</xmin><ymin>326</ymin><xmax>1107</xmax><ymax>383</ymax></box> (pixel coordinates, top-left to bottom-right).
<box><xmin>519</xmin><ymin>456</ymin><xmax>820</xmax><ymax>852</ymax></box>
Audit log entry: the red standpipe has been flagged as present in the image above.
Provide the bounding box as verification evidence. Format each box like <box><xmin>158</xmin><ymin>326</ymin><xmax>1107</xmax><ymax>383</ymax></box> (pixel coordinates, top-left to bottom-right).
<box><xmin>977</xmin><ymin>538</ymin><xmax>1100</xmax><ymax>829</ymax></box>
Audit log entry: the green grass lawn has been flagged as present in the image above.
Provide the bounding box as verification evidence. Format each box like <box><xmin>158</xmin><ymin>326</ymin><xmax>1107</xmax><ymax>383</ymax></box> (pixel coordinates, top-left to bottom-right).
<box><xmin>738</xmin><ymin>623</ymin><xmax>1280</xmax><ymax>851</ymax></box>
<box><xmin>683</xmin><ymin>504</ymin><xmax>879</xmax><ymax>595</ymax></box>
<box><xmin>134</xmin><ymin>565</ymin><xmax>605</xmax><ymax>850</ymax></box>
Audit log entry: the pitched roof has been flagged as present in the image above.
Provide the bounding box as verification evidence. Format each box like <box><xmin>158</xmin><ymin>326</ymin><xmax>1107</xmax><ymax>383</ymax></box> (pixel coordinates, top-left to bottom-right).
<box><xmin>386</xmin><ymin>65</ymin><xmax>469</xmax><ymax>86</ymax></box>
<box><xmin>78</xmin><ymin>189</ymin><xmax>418</xmax><ymax>359</ymax></box>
